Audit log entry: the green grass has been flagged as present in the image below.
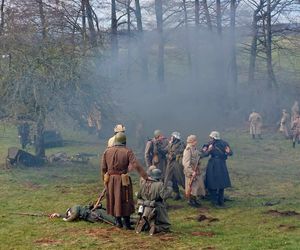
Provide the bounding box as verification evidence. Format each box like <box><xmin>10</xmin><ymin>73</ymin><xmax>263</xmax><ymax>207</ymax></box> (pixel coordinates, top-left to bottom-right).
<box><xmin>0</xmin><ymin>125</ymin><xmax>300</xmax><ymax>249</ymax></box>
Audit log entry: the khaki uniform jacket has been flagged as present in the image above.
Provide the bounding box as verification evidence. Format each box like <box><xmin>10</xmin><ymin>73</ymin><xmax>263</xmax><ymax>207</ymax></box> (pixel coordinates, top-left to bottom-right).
<box><xmin>101</xmin><ymin>145</ymin><xmax>147</xmax><ymax>217</ymax></box>
<box><xmin>291</xmin><ymin>117</ymin><xmax>300</xmax><ymax>136</ymax></box>
<box><xmin>291</xmin><ymin>102</ymin><xmax>299</xmax><ymax>123</ymax></box>
<box><xmin>182</xmin><ymin>145</ymin><xmax>205</xmax><ymax>197</ymax></box>
<box><xmin>249</xmin><ymin>112</ymin><xmax>262</xmax><ymax>135</ymax></box>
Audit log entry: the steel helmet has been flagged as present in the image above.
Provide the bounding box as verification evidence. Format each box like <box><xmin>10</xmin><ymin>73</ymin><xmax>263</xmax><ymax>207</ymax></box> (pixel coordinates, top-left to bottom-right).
<box><xmin>209</xmin><ymin>131</ymin><xmax>220</xmax><ymax>140</ymax></box>
<box><xmin>64</xmin><ymin>205</ymin><xmax>81</xmax><ymax>222</ymax></box>
<box><xmin>171</xmin><ymin>131</ymin><xmax>181</xmax><ymax>140</ymax></box>
<box><xmin>114</xmin><ymin>132</ymin><xmax>126</xmax><ymax>145</ymax></box>
<box><xmin>154</xmin><ymin>129</ymin><xmax>162</xmax><ymax>138</ymax></box>
<box><xmin>150</xmin><ymin>168</ymin><xmax>162</xmax><ymax>180</ymax></box>
<box><xmin>114</xmin><ymin>124</ymin><xmax>126</xmax><ymax>133</ymax></box>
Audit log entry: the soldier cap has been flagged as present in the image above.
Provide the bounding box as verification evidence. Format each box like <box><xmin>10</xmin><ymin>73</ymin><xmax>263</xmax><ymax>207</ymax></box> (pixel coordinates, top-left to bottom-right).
<box><xmin>114</xmin><ymin>124</ymin><xmax>126</xmax><ymax>133</ymax></box>
<box><xmin>187</xmin><ymin>135</ymin><xmax>197</xmax><ymax>143</ymax></box>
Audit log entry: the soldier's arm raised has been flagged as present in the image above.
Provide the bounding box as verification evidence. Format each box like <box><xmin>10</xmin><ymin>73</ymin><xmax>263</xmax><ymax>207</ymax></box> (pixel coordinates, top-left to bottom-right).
<box><xmin>129</xmin><ymin>150</ymin><xmax>148</xmax><ymax>180</ymax></box>
<box><xmin>144</xmin><ymin>140</ymin><xmax>153</xmax><ymax>167</ymax></box>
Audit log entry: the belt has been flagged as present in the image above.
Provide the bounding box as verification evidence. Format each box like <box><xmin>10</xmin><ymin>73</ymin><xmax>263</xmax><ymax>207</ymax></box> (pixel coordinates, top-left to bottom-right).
<box><xmin>108</xmin><ymin>171</ymin><xmax>127</xmax><ymax>175</ymax></box>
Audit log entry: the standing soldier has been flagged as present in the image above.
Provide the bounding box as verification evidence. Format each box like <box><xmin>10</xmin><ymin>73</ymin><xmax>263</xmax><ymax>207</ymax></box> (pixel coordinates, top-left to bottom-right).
<box><xmin>164</xmin><ymin>132</ymin><xmax>185</xmax><ymax>200</ymax></box>
<box><xmin>249</xmin><ymin>110</ymin><xmax>263</xmax><ymax>139</ymax></box>
<box><xmin>291</xmin><ymin>114</ymin><xmax>300</xmax><ymax>148</ymax></box>
<box><xmin>101</xmin><ymin>132</ymin><xmax>148</xmax><ymax>229</ymax></box>
<box><xmin>291</xmin><ymin>101</ymin><xmax>299</xmax><ymax>124</ymax></box>
<box><xmin>182</xmin><ymin>135</ymin><xmax>205</xmax><ymax>207</ymax></box>
<box><xmin>144</xmin><ymin>130</ymin><xmax>168</xmax><ymax>178</ymax></box>
<box><xmin>136</xmin><ymin>168</ymin><xmax>172</xmax><ymax>235</ymax></box>
<box><xmin>202</xmin><ymin>131</ymin><xmax>232</xmax><ymax>208</ymax></box>
<box><xmin>18</xmin><ymin>122</ymin><xmax>30</xmax><ymax>149</ymax></box>
<box><xmin>107</xmin><ymin>124</ymin><xmax>126</xmax><ymax>148</ymax></box>
<box><xmin>279</xmin><ymin>109</ymin><xmax>290</xmax><ymax>139</ymax></box>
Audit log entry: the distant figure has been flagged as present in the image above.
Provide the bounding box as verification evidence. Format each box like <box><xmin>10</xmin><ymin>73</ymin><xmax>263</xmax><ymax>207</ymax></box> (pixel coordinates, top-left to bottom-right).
<box><xmin>107</xmin><ymin>124</ymin><xmax>126</xmax><ymax>148</ymax></box>
<box><xmin>182</xmin><ymin>135</ymin><xmax>205</xmax><ymax>208</ymax></box>
<box><xmin>291</xmin><ymin>101</ymin><xmax>299</xmax><ymax>124</ymax></box>
<box><xmin>136</xmin><ymin>168</ymin><xmax>172</xmax><ymax>235</ymax></box>
<box><xmin>101</xmin><ymin>132</ymin><xmax>148</xmax><ymax>230</ymax></box>
<box><xmin>291</xmin><ymin>114</ymin><xmax>300</xmax><ymax>148</ymax></box>
<box><xmin>279</xmin><ymin>109</ymin><xmax>290</xmax><ymax>139</ymax></box>
<box><xmin>164</xmin><ymin>131</ymin><xmax>186</xmax><ymax>200</ymax></box>
<box><xmin>202</xmin><ymin>131</ymin><xmax>233</xmax><ymax>208</ymax></box>
<box><xmin>87</xmin><ymin>103</ymin><xmax>101</xmax><ymax>137</ymax></box>
<box><xmin>135</xmin><ymin>121</ymin><xmax>145</xmax><ymax>153</ymax></box>
<box><xmin>144</xmin><ymin>130</ymin><xmax>168</xmax><ymax>178</ymax></box>
<box><xmin>249</xmin><ymin>110</ymin><xmax>263</xmax><ymax>139</ymax></box>
<box><xmin>17</xmin><ymin>122</ymin><xmax>30</xmax><ymax>149</ymax></box>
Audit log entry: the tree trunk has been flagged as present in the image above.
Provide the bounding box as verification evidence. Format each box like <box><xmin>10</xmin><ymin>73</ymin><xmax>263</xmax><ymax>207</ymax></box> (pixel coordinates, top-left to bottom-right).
<box><xmin>35</xmin><ymin>116</ymin><xmax>45</xmax><ymax>159</ymax></box>
<box><xmin>111</xmin><ymin>0</ymin><xmax>118</xmax><ymax>58</ymax></box>
<box><xmin>216</xmin><ymin>0</ymin><xmax>222</xmax><ymax>36</ymax></box>
<box><xmin>202</xmin><ymin>0</ymin><xmax>212</xmax><ymax>31</ymax></box>
<box><xmin>81</xmin><ymin>0</ymin><xmax>87</xmax><ymax>43</ymax></box>
<box><xmin>155</xmin><ymin>0</ymin><xmax>165</xmax><ymax>89</ymax></box>
<box><xmin>85</xmin><ymin>0</ymin><xmax>97</xmax><ymax>47</ymax></box>
<box><xmin>0</xmin><ymin>0</ymin><xmax>4</xmax><ymax>36</ymax></box>
<box><xmin>127</xmin><ymin>0</ymin><xmax>132</xmax><ymax>79</ymax></box>
<box><xmin>37</xmin><ymin>0</ymin><xmax>47</xmax><ymax>40</ymax></box>
<box><xmin>183</xmin><ymin>0</ymin><xmax>192</xmax><ymax>69</ymax></box>
<box><xmin>248</xmin><ymin>10</ymin><xmax>259</xmax><ymax>85</ymax></box>
<box><xmin>195</xmin><ymin>0</ymin><xmax>199</xmax><ymax>27</ymax></box>
<box><xmin>266</xmin><ymin>0</ymin><xmax>276</xmax><ymax>88</ymax></box>
<box><xmin>229</xmin><ymin>0</ymin><xmax>237</xmax><ymax>103</ymax></box>
<box><xmin>135</xmin><ymin>0</ymin><xmax>148</xmax><ymax>81</ymax></box>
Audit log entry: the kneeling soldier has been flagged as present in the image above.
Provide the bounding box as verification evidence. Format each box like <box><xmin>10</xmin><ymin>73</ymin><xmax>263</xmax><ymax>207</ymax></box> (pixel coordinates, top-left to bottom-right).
<box><xmin>136</xmin><ymin>168</ymin><xmax>172</xmax><ymax>235</ymax></box>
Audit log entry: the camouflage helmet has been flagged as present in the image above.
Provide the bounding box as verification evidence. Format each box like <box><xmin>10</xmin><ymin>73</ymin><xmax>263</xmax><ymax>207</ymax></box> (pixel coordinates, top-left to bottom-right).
<box><xmin>150</xmin><ymin>168</ymin><xmax>162</xmax><ymax>180</ymax></box>
<box><xmin>187</xmin><ymin>135</ymin><xmax>197</xmax><ymax>143</ymax></box>
<box><xmin>171</xmin><ymin>131</ymin><xmax>181</xmax><ymax>140</ymax></box>
<box><xmin>114</xmin><ymin>132</ymin><xmax>126</xmax><ymax>145</ymax></box>
<box><xmin>64</xmin><ymin>205</ymin><xmax>81</xmax><ymax>222</ymax></box>
<box><xmin>114</xmin><ymin>124</ymin><xmax>126</xmax><ymax>133</ymax></box>
<box><xmin>154</xmin><ymin>129</ymin><xmax>162</xmax><ymax>138</ymax></box>
<box><xmin>209</xmin><ymin>131</ymin><xmax>220</xmax><ymax>140</ymax></box>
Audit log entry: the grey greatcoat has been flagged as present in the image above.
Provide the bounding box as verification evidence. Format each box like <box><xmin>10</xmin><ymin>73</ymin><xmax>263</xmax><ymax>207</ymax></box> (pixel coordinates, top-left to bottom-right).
<box><xmin>137</xmin><ymin>179</ymin><xmax>172</xmax><ymax>232</ymax></box>
<box><xmin>202</xmin><ymin>139</ymin><xmax>232</xmax><ymax>190</ymax></box>
<box><xmin>164</xmin><ymin>140</ymin><xmax>185</xmax><ymax>190</ymax></box>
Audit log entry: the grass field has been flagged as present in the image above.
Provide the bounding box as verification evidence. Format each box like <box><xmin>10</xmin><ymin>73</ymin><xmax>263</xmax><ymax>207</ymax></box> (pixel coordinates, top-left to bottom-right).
<box><xmin>0</xmin><ymin>125</ymin><xmax>299</xmax><ymax>250</ymax></box>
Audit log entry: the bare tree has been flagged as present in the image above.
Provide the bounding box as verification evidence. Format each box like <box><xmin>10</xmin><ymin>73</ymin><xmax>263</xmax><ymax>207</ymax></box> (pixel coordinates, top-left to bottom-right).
<box><xmin>0</xmin><ymin>0</ymin><xmax>4</xmax><ymax>35</ymax></box>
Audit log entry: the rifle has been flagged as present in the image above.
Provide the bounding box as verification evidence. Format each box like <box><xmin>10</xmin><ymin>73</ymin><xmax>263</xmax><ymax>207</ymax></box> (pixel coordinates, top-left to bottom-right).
<box><xmin>186</xmin><ymin>153</ymin><xmax>201</xmax><ymax>199</ymax></box>
<box><xmin>92</xmin><ymin>187</ymin><xmax>106</xmax><ymax>211</ymax></box>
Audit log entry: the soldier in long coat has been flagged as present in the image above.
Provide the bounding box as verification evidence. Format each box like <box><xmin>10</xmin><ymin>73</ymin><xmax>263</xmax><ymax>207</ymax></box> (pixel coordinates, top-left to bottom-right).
<box><xmin>291</xmin><ymin>114</ymin><xmax>300</xmax><ymax>148</ymax></box>
<box><xmin>202</xmin><ymin>131</ymin><xmax>232</xmax><ymax>207</ymax></box>
<box><xmin>249</xmin><ymin>110</ymin><xmax>263</xmax><ymax>139</ymax></box>
<box><xmin>164</xmin><ymin>132</ymin><xmax>185</xmax><ymax>200</ymax></box>
<box><xmin>291</xmin><ymin>101</ymin><xmax>299</xmax><ymax>124</ymax></box>
<box><xmin>144</xmin><ymin>130</ymin><xmax>168</xmax><ymax>178</ymax></box>
<box><xmin>279</xmin><ymin>109</ymin><xmax>290</xmax><ymax>138</ymax></box>
<box><xmin>182</xmin><ymin>135</ymin><xmax>205</xmax><ymax>207</ymax></box>
<box><xmin>101</xmin><ymin>132</ymin><xmax>148</xmax><ymax>229</ymax></box>
<box><xmin>136</xmin><ymin>168</ymin><xmax>172</xmax><ymax>235</ymax></box>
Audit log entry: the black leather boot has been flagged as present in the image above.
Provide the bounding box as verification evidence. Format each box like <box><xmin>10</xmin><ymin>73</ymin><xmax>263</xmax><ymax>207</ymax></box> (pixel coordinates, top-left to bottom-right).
<box><xmin>115</xmin><ymin>217</ymin><xmax>123</xmax><ymax>228</ymax></box>
<box><xmin>123</xmin><ymin>216</ymin><xmax>133</xmax><ymax>230</ymax></box>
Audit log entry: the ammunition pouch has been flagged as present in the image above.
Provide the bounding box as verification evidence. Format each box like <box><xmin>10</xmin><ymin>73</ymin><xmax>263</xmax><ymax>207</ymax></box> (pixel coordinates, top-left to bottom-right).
<box><xmin>137</xmin><ymin>200</ymin><xmax>156</xmax><ymax>220</ymax></box>
<box><xmin>104</xmin><ymin>173</ymin><xmax>110</xmax><ymax>185</ymax></box>
<box><xmin>121</xmin><ymin>173</ymin><xmax>130</xmax><ymax>186</ymax></box>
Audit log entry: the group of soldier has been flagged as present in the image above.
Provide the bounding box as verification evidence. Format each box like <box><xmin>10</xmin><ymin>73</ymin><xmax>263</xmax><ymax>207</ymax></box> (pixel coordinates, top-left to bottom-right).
<box><xmin>91</xmin><ymin>124</ymin><xmax>233</xmax><ymax>235</ymax></box>
<box><xmin>248</xmin><ymin>101</ymin><xmax>300</xmax><ymax>148</ymax></box>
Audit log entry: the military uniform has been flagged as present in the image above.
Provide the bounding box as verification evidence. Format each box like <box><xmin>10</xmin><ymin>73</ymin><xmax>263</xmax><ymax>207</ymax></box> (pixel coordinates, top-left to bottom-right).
<box><xmin>182</xmin><ymin>144</ymin><xmax>206</xmax><ymax>199</ymax></box>
<box><xmin>202</xmin><ymin>135</ymin><xmax>232</xmax><ymax>207</ymax></box>
<box><xmin>279</xmin><ymin>110</ymin><xmax>290</xmax><ymax>138</ymax></box>
<box><xmin>164</xmin><ymin>139</ymin><xmax>185</xmax><ymax>198</ymax></box>
<box><xmin>291</xmin><ymin>101</ymin><xmax>299</xmax><ymax>124</ymax></box>
<box><xmin>18</xmin><ymin>122</ymin><xmax>30</xmax><ymax>149</ymax></box>
<box><xmin>249</xmin><ymin>112</ymin><xmax>262</xmax><ymax>139</ymax></box>
<box><xmin>291</xmin><ymin>116</ymin><xmax>300</xmax><ymax>148</ymax></box>
<box><xmin>101</xmin><ymin>138</ymin><xmax>147</xmax><ymax>229</ymax></box>
<box><xmin>144</xmin><ymin>137</ymin><xmax>168</xmax><ymax>177</ymax></box>
<box><xmin>136</xmin><ymin>175</ymin><xmax>172</xmax><ymax>235</ymax></box>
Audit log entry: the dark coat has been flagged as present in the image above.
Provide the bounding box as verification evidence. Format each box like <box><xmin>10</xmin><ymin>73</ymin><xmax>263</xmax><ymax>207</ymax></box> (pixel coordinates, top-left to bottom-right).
<box><xmin>101</xmin><ymin>145</ymin><xmax>147</xmax><ymax>217</ymax></box>
<box><xmin>203</xmin><ymin>139</ymin><xmax>232</xmax><ymax>190</ymax></box>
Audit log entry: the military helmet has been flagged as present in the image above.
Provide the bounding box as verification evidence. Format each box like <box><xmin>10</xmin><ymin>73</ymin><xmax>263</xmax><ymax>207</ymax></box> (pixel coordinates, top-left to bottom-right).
<box><xmin>150</xmin><ymin>168</ymin><xmax>162</xmax><ymax>180</ymax></box>
<box><xmin>154</xmin><ymin>129</ymin><xmax>162</xmax><ymax>138</ymax></box>
<box><xmin>209</xmin><ymin>131</ymin><xmax>220</xmax><ymax>140</ymax></box>
<box><xmin>114</xmin><ymin>124</ymin><xmax>126</xmax><ymax>133</ymax></box>
<box><xmin>171</xmin><ymin>131</ymin><xmax>181</xmax><ymax>140</ymax></box>
<box><xmin>64</xmin><ymin>205</ymin><xmax>80</xmax><ymax>222</ymax></box>
<box><xmin>114</xmin><ymin>132</ymin><xmax>126</xmax><ymax>145</ymax></box>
